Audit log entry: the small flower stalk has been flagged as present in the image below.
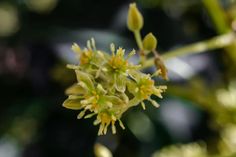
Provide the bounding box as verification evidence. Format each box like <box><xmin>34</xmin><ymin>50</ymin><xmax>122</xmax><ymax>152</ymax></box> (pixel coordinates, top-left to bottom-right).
<box><xmin>126</xmin><ymin>3</ymin><xmax>168</xmax><ymax>80</ymax></box>
<box><xmin>62</xmin><ymin>3</ymin><xmax>168</xmax><ymax>135</ymax></box>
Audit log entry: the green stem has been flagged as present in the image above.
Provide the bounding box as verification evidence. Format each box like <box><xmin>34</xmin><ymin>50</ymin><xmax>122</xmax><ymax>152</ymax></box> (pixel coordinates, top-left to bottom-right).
<box><xmin>134</xmin><ymin>30</ymin><xmax>143</xmax><ymax>50</ymax></box>
<box><xmin>202</xmin><ymin>0</ymin><xmax>230</xmax><ymax>34</ymax></box>
<box><xmin>202</xmin><ymin>0</ymin><xmax>236</xmax><ymax>62</ymax></box>
<box><xmin>134</xmin><ymin>31</ymin><xmax>146</xmax><ymax>63</ymax></box>
<box><xmin>142</xmin><ymin>32</ymin><xmax>236</xmax><ymax>69</ymax></box>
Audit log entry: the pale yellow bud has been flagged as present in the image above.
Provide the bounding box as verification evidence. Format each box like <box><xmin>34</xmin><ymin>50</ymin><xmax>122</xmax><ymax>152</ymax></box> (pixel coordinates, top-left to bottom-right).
<box><xmin>143</xmin><ymin>33</ymin><xmax>157</xmax><ymax>51</ymax></box>
<box><xmin>94</xmin><ymin>143</ymin><xmax>113</xmax><ymax>157</ymax></box>
<box><xmin>127</xmin><ymin>3</ymin><xmax>143</xmax><ymax>32</ymax></box>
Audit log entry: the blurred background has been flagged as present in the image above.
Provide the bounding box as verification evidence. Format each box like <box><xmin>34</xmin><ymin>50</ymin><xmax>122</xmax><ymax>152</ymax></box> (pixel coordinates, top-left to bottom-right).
<box><xmin>0</xmin><ymin>0</ymin><xmax>236</xmax><ymax>157</ymax></box>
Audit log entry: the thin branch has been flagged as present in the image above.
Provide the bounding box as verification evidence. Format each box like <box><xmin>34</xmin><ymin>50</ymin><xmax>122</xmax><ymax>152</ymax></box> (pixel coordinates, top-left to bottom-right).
<box><xmin>142</xmin><ymin>32</ymin><xmax>236</xmax><ymax>69</ymax></box>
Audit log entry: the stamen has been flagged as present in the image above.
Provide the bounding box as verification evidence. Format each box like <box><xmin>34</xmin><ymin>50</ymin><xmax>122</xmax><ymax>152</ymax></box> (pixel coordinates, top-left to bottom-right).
<box><xmin>66</xmin><ymin>64</ymin><xmax>80</xmax><ymax>70</ymax></box>
<box><xmin>111</xmin><ymin>115</ymin><xmax>117</xmax><ymax>121</ymax></box>
<box><xmin>118</xmin><ymin>119</ymin><xmax>125</xmax><ymax>130</ymax></box>
<box><xmin>84</xmin><ymin>113</ymin><xmax>96</xmax><ymax>119</ymax></box>
<box><xmin>77</xmin><ymin>110</ymin><xmax>86</xmax><ymax>119</ymax></box>
<box><xmin>87</xmin><ymin>40</ymin><xmax>92</xmax><ymax>50</ymax></box>
<box><xmin>110</xmin><ymin>43</ymin><xmax>115</xmax><ymax>56</ymax></box>
<box><xmin>111</xmin><ymin>121</ymin><xmax>116</xmax><ymax>134</ymax></box>
<box><xmin>141</xmin><ymin>101</ymin><xmax>146</xmax><ymax>110</ymax></box>
<box><xmin>71</xmin><ymin>43</ymin><xmax>81</xmax><ymax>54</ymax></box>
<box><xmin>158</xmin><ymin>85</ymin><xmax>167</xmax><ymax>90</ymax></box>
<box><xmin>84</xmin><ymin>105</ymin><xmax>92</xmax><ymax>110</ymax></box>
<box><xmin>93</xmin><ymin>119</ymin><xmax>101</xmax><ymax>125</ymax></box>
<box><xmin>117</xmin><ymin>47</ymin><xmax>125</xmax><ymax>56</ymax></box>
<box><xmin>91</xmin><ymin>38</ymin><xmax>96</xmax><ymax>50</ymax></box>
<box><xmin>103</xmin><ymin>122</ymin><xmax>110</xmax><ymax>134</ymax></box>
<box><xmin>153</xmin><ymin>88</ymin><xmax>163</xmax><ymax>98</ymax></box>
<box><xmin>148</xmin><ymin>99</ymin><xmax>160</xmax><ymax>108</ymax></box>
<box><xmin>98</xmin><ymin>123</ymin><xmax>104</xmax><ymax>135</ymax></box>
<box><xmin>126</xmin><ymin>49</ymin><xmax>136</xmax><ymax>60</ymax></box>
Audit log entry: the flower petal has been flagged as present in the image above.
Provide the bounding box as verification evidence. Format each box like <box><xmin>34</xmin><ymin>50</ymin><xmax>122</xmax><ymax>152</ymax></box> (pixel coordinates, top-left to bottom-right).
<box><xmin>128</xmin><ymin>70</ymin><xmax>141</xmax><ymax>82</ymax></box>
<box><xmin>127</xmin><ymin>80</ymin><xmax>138</xmax><ymax>96</ymax></box>
<box><xmin>106</xmin><ymin>95</ymin><xmax>123</xmax><ymax>104</ymax></box>
<box><xmin>63</xmin><ymin>98</ymin><xmax>83</xmax><ymax>110</ymax></box>
<box><xmin>115</xmin><ymin>74</ymin><xmax>126</xmax><ymax>93</ymax></box>
<box><xmin>65</xmin><ymin>84</ymin><xmax>85</xmax><ymax>95</ymax></box>
<box><xmin>75</xmin><ymin>70</ymin><xmax>94</xmax><ymax>90</ymax></box>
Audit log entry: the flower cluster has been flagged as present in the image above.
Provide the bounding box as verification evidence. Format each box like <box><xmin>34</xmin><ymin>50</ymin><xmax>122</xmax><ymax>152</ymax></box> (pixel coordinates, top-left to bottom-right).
<box><xmin>63</xmin><ymin>39</ymin><xmax>166</xmax><ymax>135</ymax></box>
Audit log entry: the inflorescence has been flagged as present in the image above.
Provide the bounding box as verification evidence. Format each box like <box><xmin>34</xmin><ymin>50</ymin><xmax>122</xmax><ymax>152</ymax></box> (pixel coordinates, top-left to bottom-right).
<box><xmin>62</xmin><ymin>3</ymin><xmax>167</xmax><ymax>135</ymax></box>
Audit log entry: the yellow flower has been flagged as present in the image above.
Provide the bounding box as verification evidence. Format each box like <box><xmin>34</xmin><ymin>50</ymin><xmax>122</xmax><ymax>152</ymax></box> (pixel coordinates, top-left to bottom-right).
<box><xmin>96</xmin><ymin>112</ymin><xmax>116</xmax><ymax>135</ymax></box>
<box><xmin>62</xmin><ymin>2</ymin><xmax>168</xmax><ymax>136</ymax></box>
<box><xmin>128</xmin><ymin>70</ymin><xmax>167</xmax><ymax>108</ymax></box>
<box><xmin>80</xmin><ymin>49</ymin><xmax>93</xmax><ymax>65</ymax></box>
<box><xmin>106</xmin><ymin>46</ymin><xmax>138</xmax><ymax>92</ymax></box>
<box><xmin>63</xmin><ymin>39</ymin><xmax>166</xmax><ymax>135</ymax></box>
<box><xmin>108</xmin><ymin>48</ymin><xmax>128</xmax><ymax>73</ymax></box>
<box><xmin>137</xmin><ymin>75</ymin><xmax>155</xmax><ymax>99</ymax></box>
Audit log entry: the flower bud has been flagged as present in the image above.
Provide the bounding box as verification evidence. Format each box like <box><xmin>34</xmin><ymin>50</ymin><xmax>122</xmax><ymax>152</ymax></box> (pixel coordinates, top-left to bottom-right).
<box><xmin>94</xmin><ymin>143</ymin><xmax>112</xmax><ymax>157</ymax></box>
<box><xmin>143</xmin><ymin>33</ymin><xmax>157</xmax><ymax>51</ymax></box>
<box><xmin>127</xmin><ymin>3</ymin><xmax>143</xmax><ymax>32</ymax></box>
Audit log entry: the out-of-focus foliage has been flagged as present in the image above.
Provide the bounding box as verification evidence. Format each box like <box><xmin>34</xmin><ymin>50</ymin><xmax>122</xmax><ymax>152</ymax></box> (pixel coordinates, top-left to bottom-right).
<box><xmin>94</xmin><ymin>143</ymin><xmax>113</xmax><ymax>157</ymax></box>
<box><xmin>152</xmin><ymin>143</ymin><xmax>207</xmax><ymax>157</ymax></box>
<box><xmin>25</xmin><ymin>0</ymin><xmax>58</xmax><ymax>13</ymax></box>
<box><xmin>0</xmin><ymin>3</ymin><xmax>19</xmax><ymax>37</ymax></box>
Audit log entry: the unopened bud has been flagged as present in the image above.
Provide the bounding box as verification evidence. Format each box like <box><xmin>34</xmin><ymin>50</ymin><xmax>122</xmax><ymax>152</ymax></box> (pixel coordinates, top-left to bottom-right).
<box><xmin>127</xmin><ymin>3</ymin><xmax>143</xmax><ymax>32</ymax></box>
<box><xmin>94</xmin><ymin>143</ymin><xmax>112</xmax><ymax>157</ymax></box>
<box><xmin>143</xmin><ymin>33</ymin><xmax>157</xmax><ymax>51</ymax></box>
